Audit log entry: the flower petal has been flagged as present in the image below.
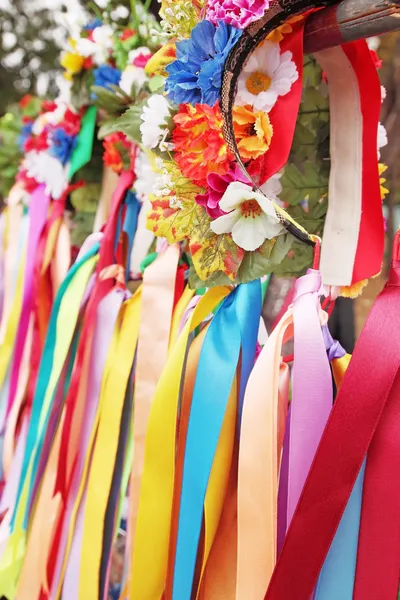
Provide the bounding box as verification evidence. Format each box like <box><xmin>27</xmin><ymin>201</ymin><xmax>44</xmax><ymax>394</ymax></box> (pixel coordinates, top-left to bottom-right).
<box><xmin>219</xmin><ymin>181</ymin><xmax>254</xmax><ymax>212</ymax></box>
<box><xmin>210</xmin><ymin>209</ymin><xmax>241</xmax><ymax>233</ymax></box>
<box><xmin>231</xmin><ymin>215</ymin><xmax>266</xmax><ymax>251</ymax></box>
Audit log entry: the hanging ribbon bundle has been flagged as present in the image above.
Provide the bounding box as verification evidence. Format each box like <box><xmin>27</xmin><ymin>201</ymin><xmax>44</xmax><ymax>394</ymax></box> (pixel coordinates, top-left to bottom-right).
<box><xmin>0</xmin><ymin>0</ymin><xmax>397</xmax><ymax>596</ymax></box>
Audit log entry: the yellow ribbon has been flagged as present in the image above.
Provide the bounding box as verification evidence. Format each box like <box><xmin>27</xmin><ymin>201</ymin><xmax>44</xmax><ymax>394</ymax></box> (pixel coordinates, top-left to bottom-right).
<box><xmin>79</xmin><ymin>290</ymin><xmax>142</xmax><ymax>600</ymax></box>
<box><xmin>130</xmin><ymin>286</ymin><xmax>230</xmax><ymax>600</ymax></box>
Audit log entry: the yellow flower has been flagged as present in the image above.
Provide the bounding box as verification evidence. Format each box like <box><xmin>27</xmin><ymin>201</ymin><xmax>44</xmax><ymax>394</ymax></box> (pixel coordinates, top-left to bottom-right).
<box><xmin>60</xmin><ymin>51</ymin><xmax>85</xmax><ymax>76</ymax></box>
<box><xmin>379</xmin><ymin>163</ymin><xmax>389</xmax><ymax>200</ymax></box>
<box><xmin>145</xmin><ymin>42</ymin><xmax>176</xmax><ymax>77</ymax></box>
<box><xmin>233</xmin><ymin>105</ymin><xmax>273</xmax><ymax>161</ymax></box>
<box><xmin>340</xmin><ymin>279</ymin><xmax>368</xmax><ymax>298</ymax></box>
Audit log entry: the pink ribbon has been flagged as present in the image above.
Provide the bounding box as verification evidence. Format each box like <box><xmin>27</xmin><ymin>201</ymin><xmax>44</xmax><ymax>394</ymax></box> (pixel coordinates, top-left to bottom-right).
<box><xmin>287</xmin><ymin>269</ymin><xmax>333</xmax><ymax>524</ymax></box>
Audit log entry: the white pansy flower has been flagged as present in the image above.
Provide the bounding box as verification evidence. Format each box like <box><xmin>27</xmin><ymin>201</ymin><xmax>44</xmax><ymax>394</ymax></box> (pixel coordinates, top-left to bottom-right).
<box><xmin>378</xmin><ymin>122</ymin><xmax>387</xmax><ymax>158</ymax></box>
<box><xmin>210</xmin><ymin>181</ymin><xmax>284</xmax><ymax>251</ymax></box>
<box><xmin>24</xmin><ymin>151</ymin><xmax>69</xmax><ymax>200</ymax></box>
<box><xmin>140</xmin><ymin>94</ymin><xmax>172</xmax><ymax>150</ymax></box>
<box><xmin>75</xmin><ymin>25</ymin><xmax>114</xmax><ymax>65</ymax></box>
<box><xmin>236</xmin><ymin>41</ymin><xmax>298</xmax><ymax>112</ymax></box>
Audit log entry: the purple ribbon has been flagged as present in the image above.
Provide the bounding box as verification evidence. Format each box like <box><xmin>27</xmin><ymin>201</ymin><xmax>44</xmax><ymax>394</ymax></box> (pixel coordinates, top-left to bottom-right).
<box><xmin>287</xmin><ymin>269</ymin><xmax>333</xmax><ymax>524</ymax></box>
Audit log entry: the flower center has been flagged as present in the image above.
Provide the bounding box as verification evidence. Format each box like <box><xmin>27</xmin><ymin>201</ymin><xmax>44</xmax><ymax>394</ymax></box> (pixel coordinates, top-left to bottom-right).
<box><xmin>246</xmin><ymin>71</ymin><xmax>271</xmax><ymax>95</ymax></box>
<box><xmin>240</xmin><ymin>199</ymin><xmax>262</xmax><ymax>218</ymax></box>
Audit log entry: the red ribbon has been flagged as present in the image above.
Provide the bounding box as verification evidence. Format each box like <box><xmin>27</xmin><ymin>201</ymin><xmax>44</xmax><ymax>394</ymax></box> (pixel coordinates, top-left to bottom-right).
<box><xmin>264</xmin><ymin>233</ymin><xmax>400</xmax><ymax>600</ymax></box>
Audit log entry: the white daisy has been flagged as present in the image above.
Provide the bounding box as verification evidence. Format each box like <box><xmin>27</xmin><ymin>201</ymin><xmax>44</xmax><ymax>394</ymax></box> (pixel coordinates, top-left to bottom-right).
<box><xmin>133</xmin><ymin>151</ymin><xmax>159</xmax><ymax>200</ymax></box>
<box><xmin>75</xmin><ymin>25</ymin><xmax>114</xmax><ymax>66</ymax></box>
<box><xmin>210</xmin><ymin>181</ymin><xmax>284</xmax><ymax>251</ymax></box>
<box><xmin>236</xmin><ymin>41</ymin><xmax>298</xmax><ymax>112</ymax></box>
<box><xmin>140</xmin><ymin>94</ymin><xmax>172</xmax><ymax>150</ymax></box>
<box><xmin>24</xmin><ymin>151</ymin><xmax>69</xmax><ymax>200</ymax></box>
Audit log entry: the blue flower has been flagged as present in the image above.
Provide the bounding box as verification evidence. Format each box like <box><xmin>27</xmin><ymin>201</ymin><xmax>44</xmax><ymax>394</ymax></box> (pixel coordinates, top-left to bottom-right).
<box><xmin>17</xmin><ymin>122</ymin><xmax>33</xmax><ymax>152</ymax></box>
<box><xmin>83</xmin><ymin>18</ymin><xmax>103</xmax><ymax>31</ymax></box>
<box><xmin>165</xmin><ymin>20</ymin><xmax>242</xmax><ymax>107</ymax></box>
<box><xmin>92</xmin><ymin>64</ymin><xmax>122</xmax><ymax>95</ymax></box>
<box><xmin>49</xmin><ymin>128</ymin><xmax>77</xmax><ymax>165</ymax></box>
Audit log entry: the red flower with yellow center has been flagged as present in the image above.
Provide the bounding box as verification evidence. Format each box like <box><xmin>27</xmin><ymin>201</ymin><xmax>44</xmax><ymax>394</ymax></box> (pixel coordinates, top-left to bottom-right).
<box><xmin>172</xmin><ymin>102</ymin><xmax>234</xmax><ymax>187</ymax></box>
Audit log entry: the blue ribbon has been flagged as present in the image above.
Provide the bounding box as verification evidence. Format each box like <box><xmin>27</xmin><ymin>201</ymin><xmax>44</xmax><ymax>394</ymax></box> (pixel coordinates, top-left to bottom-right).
<box><xmin>11</xmin><ymin>242</ymin><xmax>100</xmax><ymax>529</ymax></box>
<box><xmin>172</xmin><ymin>288</ymin><xmax>242</xmax><ymax>599</ymax></box>
<box><xmin>315</xmin><ymin>461</ymin><xmax>366</xmax><ymax>599</ymax></box>
<box><xmin>235</xmin><ymin>280</ymin><xmax>261</xmax><ymax>426</ymax></box>
<box><xmin>122</xmin><ymin>191</ymin><xmax>140</xmax><ymax>272</ymax></box>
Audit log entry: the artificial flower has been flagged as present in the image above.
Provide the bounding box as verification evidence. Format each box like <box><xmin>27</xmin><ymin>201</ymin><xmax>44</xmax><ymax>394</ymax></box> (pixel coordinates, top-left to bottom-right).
<box><xmin>378</xmin><ymin>122</ymin><xmax>387</xmax><ymax>158</ymax></box>
<box><xmin>83</xmin><ymin>18</ymin><xmax>103</xmax><ymax>31</ymax></box>
<box><xmin>195</xmin><ymin>164</ymin><xmax>251</xmax><ymax>218</ymax></box>
<box><xmin>206</xmin><ymin>0</ymin><xmax>269</xmax><ymax>30</ymax></box>
<box><xmin>145</xmin><ymin>42</ymin><xmax>176</xmax><ymax>77</ymax></box>
<box><xmin>210</xmin><ymin>181</ymin><xmax>284</xmax><ymax>250</ymax></box>
<box><xmin>379</xmin><ymin>163</ymin><xmax>389</xmax><ymax>200</ymax></box>
<box><xmin>128</xmin><ymin>47</ymin><xmax>153</xmax><ymax>68</ymax></box>
<box><xmin>165</xmin><ymin>20</ymin><xmax>242</xmax><ymax>106</ymax></box>
<box><xmin>49</xmin><ymin>129</ymin><xmax>77</xmax><ymax>165</ymax></box>
<box><xmin>24</xmin><ymin>151</ymin><xmax>69</xmax><ymax>199</ymax></box>
<box><xmin>16</xmin><ymin>168</ymin><xmax>38</xmax><ymax>194</ymax></box>
<box><xmin>93</xmin><ymin>64</ymin><xmax>121</xmax><ymax>92</ymax></box>
<box><xmin>236</xmin><ymin>41</ymin><xmax>298</xmax><ymax>112</ymax></box>
<box><xmin>103</xmin><ymin>133</ymin><xmax>133</xmax><ymax>174</ymax></box>
<box><xmin>233</xmin><ymin>104</ymin><xmax>273</xmax><ymax>160</ymax></box>
<box><xmin>120</xmin><ymin>28</ymin><xmax>137</xmax><ymax>41</ymax></box>
<box><xmin>173</xmin><ymin>102</ymin><xmax>234</xmax><ymax>186</ymax></box>
<box><xmin>140</xmin><ymin>94</ymin><xmax>172</xmax><ymax>150</ymax></box>
<box><xmin>266</xmin><ymin>15</ymin><xmax>304</xmax><ymax>43</ymax></box>
<box><xmin>75</xmin><ymin>24</ymin><xmax>114</xmax><ymax>65</ymax></box>
<box><xmin>340</xmin><ymin>279</ymin><xmax>368</xmax><ymax>298</ymax></box>
<box><xmin>17</xmin><ymin>122</ymin><xmax>34</xmax><ymax>152</ymax></box>
<box><xmin>24</xmin><ymin>130</ymin><xmax>49</xmax><ymax>153</ymax></box>
<box><xmin>134</xmin><ymin>151</ymin><xmax>160</xmax><ymax>200</ymax></box>
<box><xmin>61</xmin><ymin>108</ymin><xmax>81</xmax><ymax>136</ymax></box>
<box><xmin>260</xmin><ymin>172</ymin><xmax>283</xmax><ymax>202</ymax></box>
<box><xmin>119</xmin><ymin>65</ymin><xmax>148</xmax><ymax>95</ymax></box>
<box><xmin>19</xmin><ymin>94</ymin><xmax>34</xmax><ymax>109</ymax></box>
<box><xmin>60</xmin><ymin>51</ymin><xmax>85</xmax><ymax>77</ymax></box>
<box><xmin>160</xmin><ymin>0</ymin><xmax>206</xmax><ymax>40</ymax></box>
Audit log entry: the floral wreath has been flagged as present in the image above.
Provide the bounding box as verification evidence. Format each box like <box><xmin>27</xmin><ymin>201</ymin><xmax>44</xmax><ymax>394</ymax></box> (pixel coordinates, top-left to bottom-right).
<box><xmin>105</xmin><ymin>0</ymin><xmax>388</xmax><ymax>295</ymax></box>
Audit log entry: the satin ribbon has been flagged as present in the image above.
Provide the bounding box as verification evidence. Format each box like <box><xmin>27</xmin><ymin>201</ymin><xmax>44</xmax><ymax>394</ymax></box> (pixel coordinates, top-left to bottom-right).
<box><xmin>288</xmin><ymin>269</ymin><xmax>332</xmax><ymax>523</ymax></box>
<box><xmin>127</xmin><ymin>245</ymin><xmax>180</xmax><ymax>572</ymax></box>
<box><xmin>50</xmin><ymin>289</ymin><xmax>124</xmax><ymax>599</ymax></box>
<box><xmin>172</xmin><ymin>289</ymin><xmax>242</xmax><ymax>599</ymax></box>
<box><xmin>6</xmin><ymin>186</ymin><xmax>50</xmax><ymax>418</ymax></box>
<box><xmin>264</xmin><ymin>246</ymin><xmax>400</xmax><ymax>600</ymax></box>
<box><xmin>79</xmin><ymin>291</ymin><xmax>141</xmax><ymax>600</ymax></box>
<box><xmin>130</xmin><ymin>286</ymin><xmax>230</xmax><ymax>600</ymax></box>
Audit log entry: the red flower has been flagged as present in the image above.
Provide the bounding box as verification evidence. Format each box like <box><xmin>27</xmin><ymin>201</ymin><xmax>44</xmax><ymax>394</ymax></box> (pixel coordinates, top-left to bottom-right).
<box><xmin>17</xmin><ymin>168</ymin><xmax>38</xmax><ymax>193</ymax></box>
<box><xmin>24</xmin><ymin>130</ymin><xmax>49</xmax><ymax>153</ymax></box>
<box><xmin>120</xmin><ymin>28</ymin><xmax>136</xmax><ymax>40</ymax></box>
<box><xmin>60</xmin><ymin>109</ymin><xmax>82</xmax><ymax>136</ymax></box>
<box><xmin>19</xmin><ymin>94</ymin><xmax>33</xmax><ymax>108</ymax></box>
<box><xmin>133</xmin><ymin>51</ymin><xmax>153</xmax><ymax>69</ymax></box>
<box><xmin>22</xmin><ymin>115</ymin><xmax>34</xmax><ymax>124</ymax></box>
<box><xmin>83</xmin><ymin>56</ymin><xmax>95</xmax><ymax>70</ymax></box>
<box><xmin>41</xmin><ymin>100</ymin><xmax>58</xmax><ymax>113</ymax></box>
<box><xmin>103</xmin><ymin>133</ymin><xmax>132</xmax><ymax>174</ymax></box>
<box><xmin>172</xmin><ymin>102</ymin><xmax>234</xmax><ymax>187</ymax></box>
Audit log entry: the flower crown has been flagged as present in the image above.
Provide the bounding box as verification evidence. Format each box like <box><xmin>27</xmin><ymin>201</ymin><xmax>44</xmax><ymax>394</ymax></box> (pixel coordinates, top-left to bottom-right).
<box><xmin>134</xmin><ymin>0</ymin><xmax>387</xmax><ymax>291</ymax></box>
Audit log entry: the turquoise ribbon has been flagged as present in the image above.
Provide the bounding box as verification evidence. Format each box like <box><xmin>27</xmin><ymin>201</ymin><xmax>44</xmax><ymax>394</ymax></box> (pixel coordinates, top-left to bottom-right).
<box><xmin>172</xmin><ymin>288</ymin><xmax>241</xmax><ymax>599</ymax></box>
<box><xmin>235</xmin><ymin>280</ymin><xmax>261</xmax><ymax>426</ymax></box>
<box><xmin>315</xmin><ymin>461</ymin><xmax>366</xmax><ymax>599</ymax></box>
<box><xmin>11</xmin><ymin>242</ymin><xmax>100</xmax><ymax>530</ymax></box>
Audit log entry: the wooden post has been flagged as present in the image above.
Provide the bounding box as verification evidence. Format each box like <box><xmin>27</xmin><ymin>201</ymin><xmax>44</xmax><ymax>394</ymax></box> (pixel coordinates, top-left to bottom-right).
<box><xmin>304</xmin><ymin>0</ymin><xmax>400</xmax><ymax>53</ymax></box>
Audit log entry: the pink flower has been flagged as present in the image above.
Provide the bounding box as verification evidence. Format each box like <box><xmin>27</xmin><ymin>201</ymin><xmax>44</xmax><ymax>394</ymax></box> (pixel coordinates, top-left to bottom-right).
<box><xmin>206</xmin><ymin>0</ymin><xmax>269</xmax><ymax>29</ymax></box>
<box><xmin>195</xmin><ymin>164</ymin><xmax>250</xmax><ymax>219</ymax></box>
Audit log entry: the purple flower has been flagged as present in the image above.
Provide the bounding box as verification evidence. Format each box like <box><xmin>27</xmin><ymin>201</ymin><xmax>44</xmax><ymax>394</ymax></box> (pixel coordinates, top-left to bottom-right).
<box><xmin>206</xmin><ymin>0</ymin><xmax>269</xmax><ymax>29</ymax></box>
<box><xmin>195</xmin><ymin>164</ymin><xmax>250</xmax><ymax>219</ymax></box>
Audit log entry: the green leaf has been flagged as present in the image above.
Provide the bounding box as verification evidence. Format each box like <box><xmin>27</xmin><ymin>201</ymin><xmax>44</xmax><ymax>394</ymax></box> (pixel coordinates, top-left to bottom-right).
<box><xmin>148</xmin><ymin>75</ymin><xmax>165</xmax><ymax>93</ymax></box>
<box><xmin>70</xmin><ymin>183</ymin><xmax>101</xmax><ymax>214</ymax></box>
<box><xmin>98</xmin><ymin>119</ymin><xmax>121</xmax><ymax>140</ymax></box>
<box><xmin>114</xmin><ymin>102</ymin><xmax>146</xmax><ymax>144</ymax></box>
<box><xmin>237</xmin><ymin>234</ymin><xmax>294</xmax><ymax>283</ymax></box>
<box><xmin>275</xmin><ymin>240</ymin><xmax>313</xmax><ymax>278</ymax></box>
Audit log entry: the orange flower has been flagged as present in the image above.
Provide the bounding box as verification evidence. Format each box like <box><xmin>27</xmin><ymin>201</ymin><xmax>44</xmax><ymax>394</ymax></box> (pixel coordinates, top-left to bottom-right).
<box><xmin>379</xmin><ymin>163</ymin><xmax>389</xmax><ymax>200</ymax></box>
<box><xmin>233</xmin><ymin>105</ymin><xmax>273</xmax><ymax>161</ymax></box>
<box><xmin>173</xmin><ymin>102</ymin><xmax>234</xmax><ymax>187</ymax></box>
